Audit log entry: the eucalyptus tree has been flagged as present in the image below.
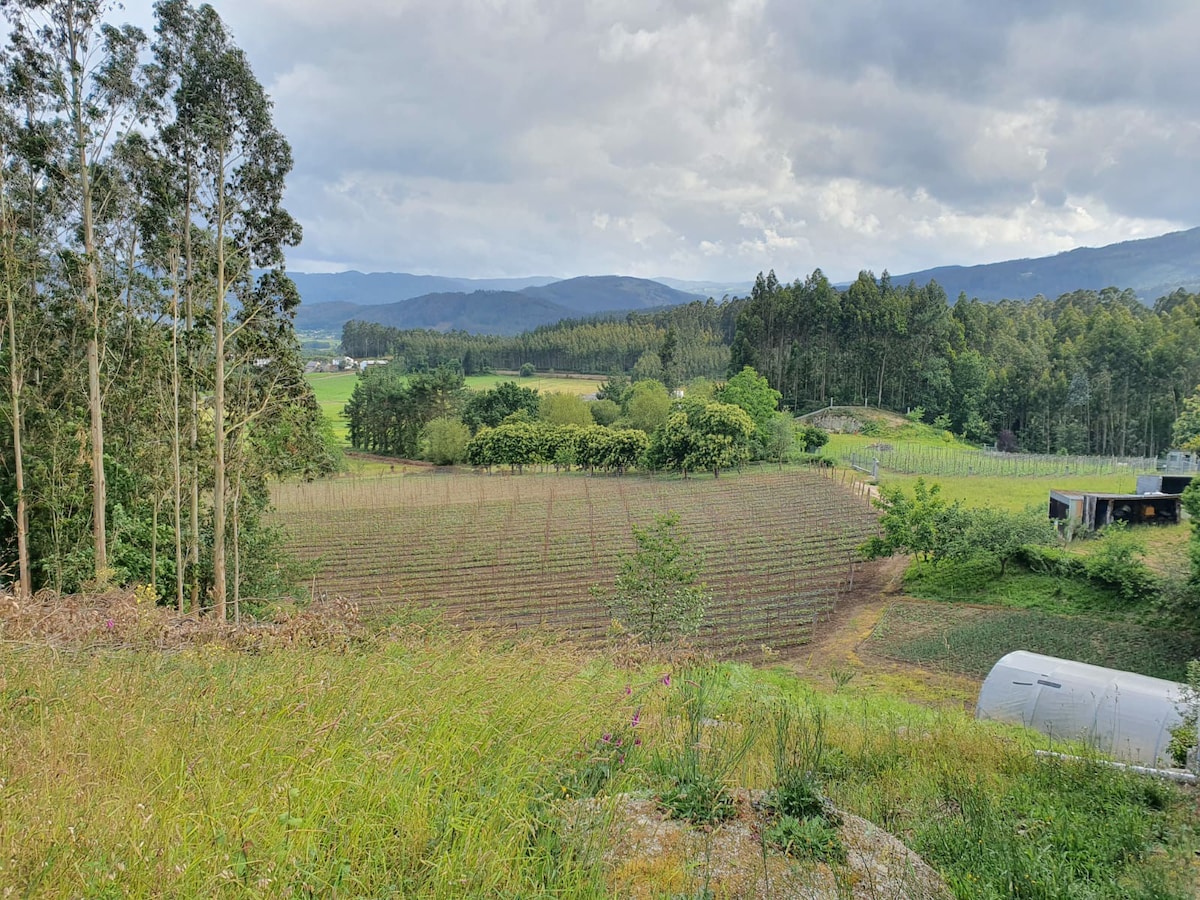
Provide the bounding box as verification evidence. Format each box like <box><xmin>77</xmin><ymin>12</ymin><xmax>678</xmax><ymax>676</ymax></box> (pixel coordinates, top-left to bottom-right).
<box><xmin>2</xmin><ymin>0</ymin><xmax>147</xmax><ymax>584</ymax></box>
<box><xmin>0</xmin><ymin>51</ymin><xmax>30</xmax><ymax>595</ymax></box>
<box><xmin>171</xmin><ymin>2</ymin><xmax>301</xmax><ymax>618</ymax></box>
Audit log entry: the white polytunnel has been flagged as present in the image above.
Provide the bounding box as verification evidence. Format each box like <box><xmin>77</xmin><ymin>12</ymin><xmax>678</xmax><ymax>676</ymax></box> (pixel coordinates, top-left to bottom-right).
<box><xmin>976</xmin><ymin>651</ymin><xmax>1190</xmax><ymax>768</ymax></box>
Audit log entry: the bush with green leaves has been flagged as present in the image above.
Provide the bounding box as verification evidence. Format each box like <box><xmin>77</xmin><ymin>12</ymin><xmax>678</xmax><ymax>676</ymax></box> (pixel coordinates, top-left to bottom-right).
<box><xmin>765</xmin><ymin>814</ymin><xmax>845</xmax><ymax>864</ymax></box>
<box><xmin>797</xmin><ymin>424</ymin><xmax>829</xmax><ymax>453</ymax></box>
<box><xmin>761</xmin><ymin>700</ymin><xmax>844</xmax><ymax>861</ymax></box>
<box><xmin>420</xmin><ymin>417</ymin><xmax>471</xmax><ymax>465</ymax></box>
<box><xmin>539</xmin><ymin>391</ymin><xmax>592</xmax><ymax>427</ymax></box>
<box><xmin>519</xmin><ymin>362</ymin><xmax>536</xmax><ymax>377</ymax></box>
<box><xmin>1184</xmin><ymin>479</ymin><xmax>1200</xmax><ymax>586</ymax></box>
<box><xmin>598</xmin><ymin>512</ymin><xmax>708</xmax><ymax>646</ymax></box>
<box><xmin>864</xmin><ymin>479</ymin><xmax>1055</xmax><ymax>576</ymax></box>
<box><xmin>861</xmin><ymin>478</ymin><xmax>960</xmax><ymax>562</ymax></box>
<box><xmin>1167</xmin><ymin>659</ymin><xmax>1200</xmax><ymax>767</ymax></box>
<box><xmin>1084</xmin><ymin>524</ymin><xmax>1160</xmax><ymax>602</ymax></box>
<box><xmin>589</xmin><ymin>398</ymin><xmax>620</xmax><ymax>426</ymax></box>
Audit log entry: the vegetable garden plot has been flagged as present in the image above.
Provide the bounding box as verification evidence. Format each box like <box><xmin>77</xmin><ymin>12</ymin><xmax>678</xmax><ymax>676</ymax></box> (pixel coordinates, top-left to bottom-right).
<box><xmin>864</xmin><ymin>601</ymin><xmax>1200</xmax><ymax>682</ymax></box>
<box><xmin>272</xmin><ymin>468</ymin><xmax>879</xmax><ymax>659</ymax></box>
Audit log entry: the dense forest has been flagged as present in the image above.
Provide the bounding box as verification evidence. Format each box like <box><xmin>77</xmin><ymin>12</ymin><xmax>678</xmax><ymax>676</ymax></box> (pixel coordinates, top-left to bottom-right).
<box><xmin>341</xmin><ymin>300</ymin><xmax>738</xmax><ymax>381</ymax></box>
<box><xmin>343</xmin><ymin>273</ymin><xmax>1200</xmax><ymax>458</ymax></box>
<box><xmin>0</xmin><ymin>1</ymin><xmax>335</xmax><ymax>611</ymax></box>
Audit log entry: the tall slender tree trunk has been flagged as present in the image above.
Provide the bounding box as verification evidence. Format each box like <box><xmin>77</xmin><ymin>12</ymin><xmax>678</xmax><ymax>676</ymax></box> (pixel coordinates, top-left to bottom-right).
<box><xmin>212</xmin><ymin>157</ymin><xmax>227</xmax><ymax>620</ymax></box>
<box><xmin>185</xmin><ymin>165</ymin><xmax>200</xmax><ymax>613</ymax></box>
<box><xmin>68</xmin><ymin>13</ymin><xmax>108</xmax><ymax>580</ymax></box>
<box><xmin>0</xmin><ymin>152</ymin><xmax>30</xmax><ymax>595</ymax></box>
<box><xmin>4</xmin><ymin>279</ymin><xmax>30</xmax><ymax>598</ymax></box>
<box><xmin>231</xmin><ymin>466</ymin><xmax>241</xmax><ymax>626</ymax></box>
<box><xmin>170</xmin><ymin>246</ymin><xmax>185</xmax><ymax>611</ymax></box>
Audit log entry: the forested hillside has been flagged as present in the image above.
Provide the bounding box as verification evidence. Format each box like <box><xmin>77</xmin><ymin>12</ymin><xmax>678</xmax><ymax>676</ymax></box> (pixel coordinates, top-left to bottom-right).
<box><xmin>0</xmin><ymin>1</ymin><xmax>335</xmax><ymax>610</ymax></box>
<box><xmin>344</xmin><ymin>272</ymin><xmax>1200</xmax><ymax>458</ymax></box>
<box><xmin>729</xmin><ymin>271</ymin><xmax>1200</xmax><ymax>458</ymax></box>
<box><xmin>342</xmin><ymin>300</ymin><xmax>737</xmax><ymax>379</ymax></box>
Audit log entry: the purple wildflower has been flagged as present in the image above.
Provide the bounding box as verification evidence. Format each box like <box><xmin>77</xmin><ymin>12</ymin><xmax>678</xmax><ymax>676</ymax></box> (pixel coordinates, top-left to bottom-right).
<box><xmin>631</xmin><ymin>709</ymin><xmax>641</xmax><ymax>727</ymax></box>
<box><xmin>104</xmin><ymin>618</ymin><xmax>115</xmax><ymax>630</ymax></box>
<box><xmin>602</xmin><ymin>732</ymin><xmax>612</xmax><ymax>743</ymax></box>
<box><xmin>634</xmin><ymin>738</ymin><xmax>642</xmax><ymax>746</ymax></box>
<box><xmin>662</xmin><ymin>674</ymin><xmax>671</xmax><ymax>686</ymax></box>
<box><xmin>624</xmin><ymin>684</ymin><xmax>632</xmax><ymax>696</ymax></box>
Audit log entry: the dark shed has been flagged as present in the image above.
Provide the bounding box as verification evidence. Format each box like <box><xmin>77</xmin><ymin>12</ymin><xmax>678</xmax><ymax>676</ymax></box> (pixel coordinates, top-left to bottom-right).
<box><xmin>1049</xmin><ymin>489</ymin><xmax>1181</xmax><ymax>530</ymax></box>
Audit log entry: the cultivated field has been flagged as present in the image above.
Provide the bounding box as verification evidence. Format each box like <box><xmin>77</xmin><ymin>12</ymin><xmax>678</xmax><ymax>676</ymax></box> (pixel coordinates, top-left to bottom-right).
<box><xmin>864</xmin><ymin>600</ymin><xmax>1200</xmax><ymax>682</ymax></box>
<box><xmin>273</xmin><ymin>467</ymin><xmax>879</xmax><ymax>658</ymax></box>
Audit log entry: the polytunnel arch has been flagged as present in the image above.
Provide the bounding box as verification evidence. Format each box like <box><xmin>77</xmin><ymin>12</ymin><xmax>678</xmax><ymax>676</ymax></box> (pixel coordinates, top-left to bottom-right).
<box><xmin>976</xmin><ymin>651</ymin><xmax>1189</xmax><ymax>768</ymax></box>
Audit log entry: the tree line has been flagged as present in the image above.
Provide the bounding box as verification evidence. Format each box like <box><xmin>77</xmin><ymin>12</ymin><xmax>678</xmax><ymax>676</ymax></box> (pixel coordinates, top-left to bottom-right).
<box><xmin>0</xmin><ymin>1</ymin><xmax>335</xmax><ymax>614</ymax></box>
<box><xmin>340</xmin><ymin>300</ymin><xmax>736</xmax><ymax>383</ymax></box>
<box><xmin>343</xmin><ymin>364</ymin><xmax>828</xmax><ymax>477</ymax></box>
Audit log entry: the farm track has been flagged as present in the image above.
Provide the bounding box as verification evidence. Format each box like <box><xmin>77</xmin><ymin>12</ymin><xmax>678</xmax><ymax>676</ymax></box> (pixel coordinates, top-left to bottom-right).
<box><xmin>272</xmin><ymin>467</ymin><xmax>880</xmax><ymax>660</ymax></box>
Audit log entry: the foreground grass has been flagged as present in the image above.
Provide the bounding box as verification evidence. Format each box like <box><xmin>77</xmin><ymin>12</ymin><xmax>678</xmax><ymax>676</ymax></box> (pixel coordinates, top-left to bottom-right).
<box><xmin>0</xmin><ymin>634</ymin><xmax>635</xmax><ymax>897</ymax></box>
<box><xmin>1</xmin><ymin>632</ymin><xmax>1195</xmax><ymax>898</ymax></box>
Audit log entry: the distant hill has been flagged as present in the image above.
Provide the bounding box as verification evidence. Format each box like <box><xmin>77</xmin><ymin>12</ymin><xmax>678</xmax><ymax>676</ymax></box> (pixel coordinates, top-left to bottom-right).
<box><xmin>294</xmin><ymin>275</ymin><xmax>704</xmax><ymax>335</ymax></box>
<box><xmin>287</xmin><ymin>271</ymin><xmax>559</xmax><ymax>306</ymax></box>
<box><xmin>520</xmin><ymin>276</ymin><xmax>704</xmax><ymax>313</ymax></box>
<box><xmin>291</xmin><ymin>226</ymin><xmax>1200</xmax><ymax>335</ymax></box>
<box><xmin>890</xmin><ymin>226</ymin><xmax>1200</xmax><ymax>302</ymax></box>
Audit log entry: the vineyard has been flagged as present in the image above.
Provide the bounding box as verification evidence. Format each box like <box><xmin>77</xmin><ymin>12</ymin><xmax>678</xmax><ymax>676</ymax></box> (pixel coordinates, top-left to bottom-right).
<box><xmin>272</xmin><ymin>467</ymin><xmax>880</xmax><ymax>658</ymax></box>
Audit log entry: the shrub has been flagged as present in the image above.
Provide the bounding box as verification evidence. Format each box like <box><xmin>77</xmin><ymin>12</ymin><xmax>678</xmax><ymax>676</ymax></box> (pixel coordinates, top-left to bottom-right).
<box><xmin>597</xmin><ymin>512</ymin><xmax>708</xmax><ymax>647</ymax></box>
<box><xmin>1084</xmin><ymin>525</ymin><xmax>1159</xmax><ymax>602</ymax></box>
<box><xmin>589</xmin><ymin>398</ymin><xmax>620</xmax><ymax>426</ymax></box>
<box><xmin>765</xmin><ymin>814</ymin><xmax>845</xmax><ymax>863</ymax></box>
<box><xmin>421</xmin><ymin>417</ymin><xmax>471</xmax><ymax>465</ymax></box>
<box><xmin>519</xmin><ymin>362</ymin><xmax>536</xmax><ymax>377</ymax></box>
<box><xmin>651</xmin><ymin>668</ymin><xmax>755</xmax><ymax>825</ymax></box>
<box><xmin>797</xmin><ymin>424</ymin><xmax>829</xmax><ymax>453</ymax></box>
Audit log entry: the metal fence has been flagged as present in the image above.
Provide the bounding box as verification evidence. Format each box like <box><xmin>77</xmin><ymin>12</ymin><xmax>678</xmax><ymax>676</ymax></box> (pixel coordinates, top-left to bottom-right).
<box><xmin>845</xmin><ymin>443</ymin><xmax>1157</xmax><ymax>479</ymax></box>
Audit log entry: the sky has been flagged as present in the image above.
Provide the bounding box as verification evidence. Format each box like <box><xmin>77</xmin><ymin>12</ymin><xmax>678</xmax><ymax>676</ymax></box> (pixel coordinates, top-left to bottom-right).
<box><xmin>121</xmin><ymin>0</ymin><xmax>1200</xmax><ymax>282</ymax></box>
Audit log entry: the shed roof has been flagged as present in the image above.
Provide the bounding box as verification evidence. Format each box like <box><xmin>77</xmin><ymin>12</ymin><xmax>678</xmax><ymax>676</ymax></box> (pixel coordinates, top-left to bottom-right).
<box><xmin>1049</xmin><ymin>490</ymin><xmax>1180</xmax><ymax>501</ymax></box>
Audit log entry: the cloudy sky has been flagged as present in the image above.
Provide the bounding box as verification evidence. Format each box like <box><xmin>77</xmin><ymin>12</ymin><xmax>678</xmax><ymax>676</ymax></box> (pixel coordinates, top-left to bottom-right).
<box><xmin>125</xmin><ymin>0</ymin><xmax>1199</xmax><ymax>282</ymax></box>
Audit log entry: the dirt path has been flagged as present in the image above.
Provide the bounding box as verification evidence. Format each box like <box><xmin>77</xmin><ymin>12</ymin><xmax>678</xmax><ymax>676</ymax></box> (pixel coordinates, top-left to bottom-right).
<box><xmin>786</xmin><ymin>556</ymin><xmax>982</xmax><ymax>708</ymax></box>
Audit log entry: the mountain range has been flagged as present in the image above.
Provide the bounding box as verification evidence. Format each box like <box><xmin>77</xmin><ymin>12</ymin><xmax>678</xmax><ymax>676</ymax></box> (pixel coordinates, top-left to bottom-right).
<box><xmin>889</xmin><ymin>226</ymin><xmax>1200</xmax><ymax>302</ymax></box>
<box><xmin>293</xmin><ymin>275</ymin><xmax>706</xmax><ymax>335</ymax></box>
<box><xmin>292</xmin><ymin>226</ymin><xmax>1200</xmax><ymax>335</ymax></box>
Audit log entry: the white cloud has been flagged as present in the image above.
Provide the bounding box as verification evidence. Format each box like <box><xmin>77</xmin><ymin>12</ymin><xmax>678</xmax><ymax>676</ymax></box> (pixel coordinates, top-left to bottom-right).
<box><xmin>114</xmin><ymin>0</ymin><xmax>1200</xmax><ymax>282</ymax></box>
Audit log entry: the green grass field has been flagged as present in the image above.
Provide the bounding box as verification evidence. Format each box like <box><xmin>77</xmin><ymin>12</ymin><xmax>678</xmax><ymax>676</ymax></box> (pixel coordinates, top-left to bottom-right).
<box><xmin>306</xmin><ymin>371</ymin><xmax>607</xmax><ymax>447</ymax></box>
<box><xmin>875</xmin><ymin>471</ymin><xmax>1133</xmax><ymax>512</ymax></box>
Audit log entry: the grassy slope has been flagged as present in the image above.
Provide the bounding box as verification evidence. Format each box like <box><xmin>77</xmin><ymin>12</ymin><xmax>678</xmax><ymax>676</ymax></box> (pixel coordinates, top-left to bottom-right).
<box><xmin>1</xmin><ymin>638</ymin><xmax>1193</xmax><ymax>898</ymax></box>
